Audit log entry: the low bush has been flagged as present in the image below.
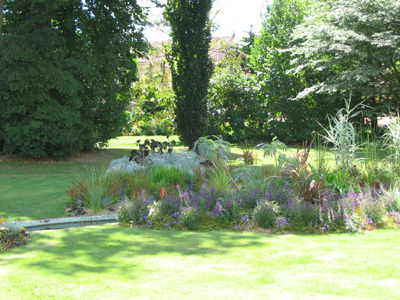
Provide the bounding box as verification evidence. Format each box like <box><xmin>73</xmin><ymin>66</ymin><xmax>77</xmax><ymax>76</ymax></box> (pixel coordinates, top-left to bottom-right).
<box><xmin>254</xmin><ymin>200</ymin><xmax>279</xmax><ymax>229</ymax></box>
<box><xmin>181</xmin><ymin>207</ymin><xmax>200</xmax><ymax>230</ymax></box>
<box><xmin>0</xmin><ymin>219</ymin><xmax>30</xmax><ymax>253</ymax></box>
<box><xmin>117</xmin><ymin>198</ymin><xmax>151</xmax><ymax>226</ymax></box>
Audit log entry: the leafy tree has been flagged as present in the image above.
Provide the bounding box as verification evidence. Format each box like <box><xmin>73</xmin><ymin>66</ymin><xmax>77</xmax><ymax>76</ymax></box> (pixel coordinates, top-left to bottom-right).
<box><xmin>164</xmin><ymin>0</ymin><xmax>213</xmax><ymax>148</ymax></box>
<box><xmin>250</xmin><ymin>0</ymin><xmax>321</xmax><ymax>142</ymax></box>
<box><xmin>0</xmin><ymin>0</ymin><xmax>148</xmax><ymax>159</ymax></box>
<box><xmin>289</xmin><ymin>0</ymin><xmax>400</xmax><ymax>126</ymax></box>
<box><xmin>207</xmin><ymin>52</ymin><xmax>262</xmax><ymax>142</ymax></box>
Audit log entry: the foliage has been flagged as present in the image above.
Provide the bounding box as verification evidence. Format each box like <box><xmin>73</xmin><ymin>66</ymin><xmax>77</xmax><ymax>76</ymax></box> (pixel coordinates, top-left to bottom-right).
<box><xmin>233</xmin><ymin>214</ymin><xmax>257</xmax><ymax>231</ymax></box>
<box><xmin>206</xmin><ymin>167</ymin><xmax>232</xmax><ymax>196</ymax></box>
<box><xmin>254</xmin><ymin>200</ymin><xmax>279</xmax><ymax>229</ymax></box>
<box><xmin>180</xmin><ymin>206</ymin><xmax>200</xmax><ymax>230</ymax></box>
<box><xmin>263</xmin><ymin>137</ymin><xmax>288</xmax><ymax>167</ymax></box>
<box><xmin>0</xmin><ymin>0</ymin><xmax>148</xmax><ymax>159</ymax></box>
<box><xmin>319</xmin><ymin>97</ymin><xmax>363</xmax><ymax>170</ymax></box>
<box><xmin>289</xmin><ymin>0</ymin><xmax>400</xmax><ymax>118</ymax></box>
<box><xmin>383</xmin><ymin>115</ymin><xmax>400</xmax><ymax>167</ymax></box>
<box><xmin>107</xmin><ymin>149</ymin><xmax>201</xmax><ymax>176</ymax></box>
<box><xmin>194</xmin><ymin>136</ymin><xmax>239</xmax><ymax>190</ymax></box>
<box><xmin>240</xmin><ymin>140</ymin><xmax>263</xmax><ymax>165</ymax></box>
<box><xmin>123</xmin><ymin>63</ymin><xmax>175</xmax><ymax>136</ymax></box>
<box><xmin>0</xmin><ymin>218</ymin><xmax>30</xmax><ymax>252</ymax></box>
<box><xmin>251</xmin><ymin>0</ymin><xmax>321</xmax><ymax>142</ymax></box>
<box><xmin>164</xmin><ymin>0</ymin><xmax>213</xmax><ymax>148</ymax></box>
<box><xmin>323</xmin><ymin>167</ymin><xmax>351</xmax><ymax>194</ymax></box>
<box><xmin>159</xmin><ymin>194</ymin><xmax>181</xmax><ymax>216</ymax></box>
<box><xmin>207</xmin><ymin>52</ymin><xmax>261</xmax><ymax>142</ymax></box>
<box><xmin>148</xmin><ymin>166</ymin><xmax>193</xmax><ymax>197</ymax></box>
<box><xmin>117</xmin><ymin>198</ymin><xmax>151</xmax><ymax>226</ymax></box>
<box><xmin>68</xmin><ymin>167</ymin><xmax>115</xmax><ymax>214</ymax></box>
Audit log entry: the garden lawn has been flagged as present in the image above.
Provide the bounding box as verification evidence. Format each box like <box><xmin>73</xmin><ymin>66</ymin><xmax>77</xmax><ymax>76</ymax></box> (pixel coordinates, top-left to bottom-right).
<box><xmin>1</xmin><ymin>226</ymin><xmax>399</xmax><ymax>299</ymax></box>
<box><xmin>0</xmin><ymin>149</ymin><xmax>126</xmax><ymax>220</ymax></box>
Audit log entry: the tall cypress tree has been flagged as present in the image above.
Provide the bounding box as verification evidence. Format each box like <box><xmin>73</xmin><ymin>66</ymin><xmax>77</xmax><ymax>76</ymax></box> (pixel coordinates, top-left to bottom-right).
<box><xmin>164</xmin><ymin>0</ymin><xmax>213</xmax><ymax>148</ymax></box>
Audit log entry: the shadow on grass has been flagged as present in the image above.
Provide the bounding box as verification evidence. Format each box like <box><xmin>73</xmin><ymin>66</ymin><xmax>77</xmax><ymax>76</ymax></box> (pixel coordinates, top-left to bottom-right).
<box><xmin>4</xmin><ymin>226</ymin><xmax>271</xmax><ymax>278</ymax></box>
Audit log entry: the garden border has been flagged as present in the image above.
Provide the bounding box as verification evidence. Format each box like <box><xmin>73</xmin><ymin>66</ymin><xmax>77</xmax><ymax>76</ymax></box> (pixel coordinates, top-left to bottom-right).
<box><xmin>13</xmin><ymin>215</ymin><xmax>118</xmax><ymax>232</ymax></box>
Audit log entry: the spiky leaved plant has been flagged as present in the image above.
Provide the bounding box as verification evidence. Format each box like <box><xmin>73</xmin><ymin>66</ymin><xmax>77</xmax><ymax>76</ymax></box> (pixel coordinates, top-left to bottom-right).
<box><xmin>319</xmin><ymin>94</ymin><xmax>365</xmax><ymax>172</ymax></box>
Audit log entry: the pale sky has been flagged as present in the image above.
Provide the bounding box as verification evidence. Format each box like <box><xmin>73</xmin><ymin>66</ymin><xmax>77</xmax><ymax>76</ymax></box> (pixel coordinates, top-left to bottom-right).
<box><xmin>139</xmin><ymin>0</ymin><xmax>269</xmax><ymax>42</ymax></box>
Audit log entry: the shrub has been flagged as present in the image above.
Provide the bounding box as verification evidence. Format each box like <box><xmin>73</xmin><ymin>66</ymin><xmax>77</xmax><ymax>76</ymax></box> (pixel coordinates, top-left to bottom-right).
<box><xmin>181</xmin><ymin>207</ymin><xmax>200</xmax><ymax>230</ymax></box>
<box><xmin>281</xmin><ymin>198</ymin><xmax>320</xmax><ymax>226</ymax></box>
<box><xmin>254</xmin><ymin>200</ymin><xmax>279</xmax><ymax>229</ymax></box>
<box><xmin>0</xmin><ymin>219</ymin><xmax>30</xmax><ymax>253</ymax></box>
<box><xmin>159</xmin><ymin>194</ymin><xmax>181</xmax><ymax>216</ymax></box>
<box><xmin>236</xmin><ymin>187</ymin><xmax>263</xmax><ymax>211</ymax></box>
<box><xmin>117</xmin><ymin>198</ymin><xmax>151</xmax><ymax>226</ymax></box>
<box><xmin>233</xmin><ymin>214</ymin><xmax>257</xmax><ymax>231</ymax></box>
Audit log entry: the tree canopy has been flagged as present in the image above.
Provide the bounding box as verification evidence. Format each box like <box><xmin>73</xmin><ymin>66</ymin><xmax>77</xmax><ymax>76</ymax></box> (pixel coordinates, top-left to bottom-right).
<box><xmin>251</xmin><ymin>0</ymin><xmax>320</xmax><ymax>141</ymax></box>
<box><xmin>0</xmin><ymin>0</ymin><xmax>148</xmax><ymax>159</ymax></box>
<box><xmin>289</xmin><ymin>0</ymin><xmax>400</xmax><ymax>117</ymax></box>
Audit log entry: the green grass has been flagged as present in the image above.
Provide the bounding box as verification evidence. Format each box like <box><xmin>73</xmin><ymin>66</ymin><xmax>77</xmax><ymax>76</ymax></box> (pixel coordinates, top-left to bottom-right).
<box><xmin>1</xmin><ymin>226</ymin><xmax>399</xmax><ymax>299</ymax></box>
<box><xmin>0</xmin><ymin>150</ymin><xmax>127</xmax><ymax>220</ymax></box>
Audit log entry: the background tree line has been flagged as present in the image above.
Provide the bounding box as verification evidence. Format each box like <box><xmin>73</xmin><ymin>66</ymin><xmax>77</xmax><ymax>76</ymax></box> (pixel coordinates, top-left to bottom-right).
<box><xmin>1</xmin><ymin>0</ymin><xmax>399</xmax><ymax>158</ymax></box>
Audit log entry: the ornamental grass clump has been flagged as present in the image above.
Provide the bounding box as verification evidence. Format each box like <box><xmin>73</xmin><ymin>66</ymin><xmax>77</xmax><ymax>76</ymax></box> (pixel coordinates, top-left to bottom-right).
<box><xmin>148</xmin><ymin>166</ymin><xmax>194</xmax><ymax>197</ymax></box>
<box><xmin>68</xmin><ymin>167</ymin><xmax>116</xmax><ymax>214</ymax></box>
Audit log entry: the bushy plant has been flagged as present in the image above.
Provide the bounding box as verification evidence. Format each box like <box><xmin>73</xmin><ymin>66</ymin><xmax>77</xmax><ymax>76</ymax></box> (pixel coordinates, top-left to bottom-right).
<box><xmin>207</xmin><ymin>52</ymin><xmax>261</xmax><ymax>142</ymax></box>
<box><xmin>281</xmin><ymin>198</ymin><xmax>320</xmax><ymax>226</ymax></box>
<box><xmin>233</xmin><ymin>214</ymin><xmax>257</xmax><ymax>231</ymax></box>
<box><xmin>149</xmin><ymin>212</ymin><xmax>183</xmax><ymax>230</ymax></box>
<box><xmin>0</xmin><ymin>219</ymin><xmax>30</xmax><ymax>253</ymax></box>
<box><xmin>159</xmin><ymin>194</ymin><xmax>181</xmax><ymax>216</ymax></box>
<box><xmin>337</xmin><ymin>189</ymin><xmax>386</xmax><ymax>229</ymax></box>
<box><xmin>194</xmin><ymin>136</ymin><xmax>239</xmax><ymax>190</ymax></box>
<box><xmin>234</xmin><ymin>166</ymin><xmax>280</xmax><ymax>195</ymax></box>
<box><xmin>123</xmin><ymin>70</ymin><xmax>175</xmax><ymax>136</ymax></box>
<box><xmin>208</xmin><ymin>198</ymin><xmax>235</xmax><ymax>220</ymax></box>
<box><xmin>254</xmin><ymin>200</ymin><xmax>279</xmax><ymax>229</ymax></box>
<box><xmin>236</xmin><ymin>188</ymin><xmax>263</xmax><ymax>211</ymax></box>
<box><xmin>117</xmin><ymin>198</ymin><xmax>151</xmax><ymax>226</ymax></box>
<box><xmin>380</xmin><ymin>185</ymin><xmax>400</xmax><ymax>213</ymax></box>
<box><xmin>263</xmin><ymin>137</ymin><xmax>288</xmax><ymax>168</ymax></box>
<box><xmin>107</xmin><ymin>151</ymin><xmax>201</xmax><ymax>176</ymax></box>
<box><xmin>0</xmin><ymin>1</ymin><xmax>148</xmax><ymax>159</ymax></box>
<box><xmin>181</xmin><ymin>207</ymin><xmax>200</xmax><ymax>230</ymax></box>
<box><xmin>207</xmin><ymin>166</ymin><xmax>232</xmax><ymax>196</ymax></box>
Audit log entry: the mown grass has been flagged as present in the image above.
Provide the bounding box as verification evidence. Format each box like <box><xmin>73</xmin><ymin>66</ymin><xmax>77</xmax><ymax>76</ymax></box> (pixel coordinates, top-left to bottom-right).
<box><xmin>1</xmin><ymin>226</ymin><xmax>399</xmax><ymax>299</ymax></box>
<box><xmin>0</xmin><ymin>149</ymin><xmax>126</xmax><ymax>220</ymax></box>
